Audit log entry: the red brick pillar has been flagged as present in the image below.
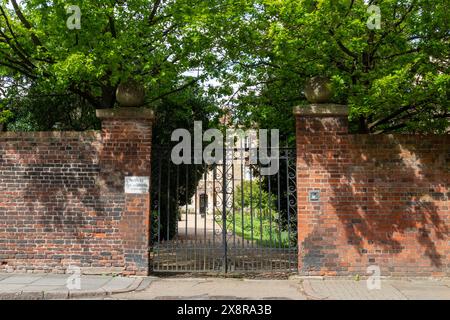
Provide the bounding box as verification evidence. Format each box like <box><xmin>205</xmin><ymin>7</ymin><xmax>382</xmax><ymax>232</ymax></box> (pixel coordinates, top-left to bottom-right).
<box><xmin>96</xmin><ymin>108</ymin><xmax>154</xmax><ymax>275</ymax></box>
<box><xmin>294</xmin><ymin>104</ymin><xmax>349</xmax><ymax>276</ymax></box>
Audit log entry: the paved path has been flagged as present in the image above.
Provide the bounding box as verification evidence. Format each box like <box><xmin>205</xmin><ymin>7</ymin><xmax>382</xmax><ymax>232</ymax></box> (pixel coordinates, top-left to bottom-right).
<box><xmin>109</xmin><ymin>277</ymin><xmax>450</xmax><ymax>300</ymax></box>
<box><xmin>177</xmin><ymin>213</ymin><xmax>250</xmax><ymax>245</ymax></box>
<box><xmin>178</xmin><ymin>213</ymin><xmax>219</xmax><ymax>242</ymax></box>
<box><xmin>1</xmin><ymin>274</ymin><xmax>450</xmax><ymax>300</ymax></box>
<box><xmin>112</xmin><ymin>278</ymin><xmax>306</xmax><ymax>300</ymax></box>
<box><xmin>0</xmin><ymin>273</ymin><xmax>146</xmax><ymax>300</ymax></box>
<box><xmin>301</xmin><ymin>278</ymin><xmax>450</xmax><ymax>300</ymax></box>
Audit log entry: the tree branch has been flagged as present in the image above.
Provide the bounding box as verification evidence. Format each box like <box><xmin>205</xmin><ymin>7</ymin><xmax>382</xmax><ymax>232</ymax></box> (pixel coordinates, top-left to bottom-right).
<box><xmin>371</xmin><ymin>3</ymin><xmax>416</xmax><ymax>55</ymax></box>
<box><xmin>108</xmin><ymin>16</ymin><xmax>117</xmax><ymax>38</ymax></box>
<box><xmin>69</xmin><ymin>85</ymin><xmax>101</xmax><ymax>108</ymax></box>
<box><xmin>328</xmin><ymin>29</ymin><xmax>358</xmax><ymax>59</ymax></box>
<box><xmin>149</xmin><ymin>0</ymin><xmax>162</xmax><ymax>24</ymax></box>
<box><xmin>0</xmin><ymin>5</ymin><xmax>35</xmax><ymax>68</ymax></box>
<box><xmin>0</xmin><ymin>61</ymin><xmax>37</xmax><ymax>79</ymax></box>
<box><xmin>368</xmin><ymin>104</ymin><xmax>416</xmax><ymax>130</ymax></box>
<box><xmin>374</xmin><ymin>48</ymin><xmax>421</xmax><ymax>61</ymax></box>
<box><xmin>148</xmin><ymin>78</ymin><xmax>201</xmax><ymax>103</ymax></box>
<box><xmin>10</xmin><ymin>0</ymin><xmax>42</xmax><ymax>47</ymax></box>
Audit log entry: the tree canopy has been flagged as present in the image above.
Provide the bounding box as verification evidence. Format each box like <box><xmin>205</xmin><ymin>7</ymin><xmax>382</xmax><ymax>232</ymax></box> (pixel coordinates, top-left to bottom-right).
<box><xmin>0</xmin><ymin>0</ymin><xmax>449</xmax><ymax>135</ymax></box>
<box><xmin>214</xmin><ymin>0</ymin><xmax>449</xmax><ymax>135</ymax></box>
<box><xmin>0</xmin><ymin>0</ymin><xmax>224</xmax><ymax>113</ymax></box>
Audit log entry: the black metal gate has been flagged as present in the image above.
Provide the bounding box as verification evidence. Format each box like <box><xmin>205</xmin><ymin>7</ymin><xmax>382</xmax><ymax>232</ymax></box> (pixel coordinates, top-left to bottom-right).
<box><xmin>150</xmin><ymin>146</ymin><xmax>297</xmax><ymax>273</ymax></box>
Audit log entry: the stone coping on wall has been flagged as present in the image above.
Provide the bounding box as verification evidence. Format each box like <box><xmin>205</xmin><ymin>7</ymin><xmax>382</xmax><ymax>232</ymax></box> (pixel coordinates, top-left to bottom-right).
<box><xmin>96</xmin><ymin>107</ymin><xmax>155</xmax><ymax>120</ymax></box>
<box><xmin>293</xmin><ymin>104</ymin><xmax>349</xmax><ymax>117</ymax></box>
<box><xmin>0</xmin><ymin>130</ymin><xmax>101</xmax><ymax>140</ymax></box>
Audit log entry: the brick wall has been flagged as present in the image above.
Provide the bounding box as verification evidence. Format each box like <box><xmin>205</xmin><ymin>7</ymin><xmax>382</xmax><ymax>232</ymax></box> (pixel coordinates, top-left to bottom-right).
<box><xmin>296</xmin><ymin>106</ymin><xmax>450</xmax><ymax>277</ymax></box>
<box><xmin>0</xmin><ymin>108</ymin><xmax>153</xmax><ymax>275</ymax></box>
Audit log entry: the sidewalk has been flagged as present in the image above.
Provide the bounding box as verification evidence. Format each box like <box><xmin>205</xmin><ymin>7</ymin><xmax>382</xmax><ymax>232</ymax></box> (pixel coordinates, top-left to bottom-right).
<box><xmin>1</xmin><ymin>274</ymin><xmax>449</xmax><ymax>300</ymax></box>
<box><xmin>301</xmin><ymin>278</ymin><xmax>450</xmax><ymax>300</ymax></box>
<box><xmin>110</xmin><ymin>277</ymin><xmax>450</xmax><ymax>300</ymax></box>
<box><xmin>0</xmin><ymin>273</ymin><xmax>148</xmax><ymax>300</ymax></box>
<box><xmin>112</xmin><ymin>278</ymin><xmax>307</xmax><ymax>300</ymax></box>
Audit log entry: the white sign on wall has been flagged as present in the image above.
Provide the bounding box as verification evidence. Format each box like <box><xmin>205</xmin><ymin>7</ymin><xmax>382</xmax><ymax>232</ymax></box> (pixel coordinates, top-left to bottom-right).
<box><xmin>124</xmin><ymin>177</ymin><xmax>150</xmax><ymax>194</ymax></box>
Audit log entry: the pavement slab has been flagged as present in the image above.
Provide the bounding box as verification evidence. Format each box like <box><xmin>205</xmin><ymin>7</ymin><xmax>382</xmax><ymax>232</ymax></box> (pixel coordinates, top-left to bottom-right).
<box><xmin>32</xmin><ymin>277</ymin><xmax>68</xmax><ymax>286</ymax></box>
<box><xmin>302</xmin><ymin>279</ymin><xmax>407</xmax><ymax>300</ymax></box>
<box><xmin>0</xmin><ymin>273</ymin><xmax>145</xmax><ymax>300</ymax></box>
<box><xmin>0</xmin><ymin>275</ymin><xmax>41</xmax><ymax>285</ymax></box>
<box><xmin>0</xmin><ymin>284</ymin><xmax>27</xmax><ymax>292</ymax></box>
<box><xmin>101</xmin><ymin>277</ymin><xmax>140</xmax><ymax>292</ymax></box>
<box><xmin>0</xmin><ymin>274</ymin><xmax>10</xmax><ymax>281</ymax></box>
<box><xmin>21</xmin><ymin>285</ymin><xmax>66</xmax><ymax>292</ymax></box>
<box><xmin>388</xmin><ymin>280</ymin><xmax>450</xmax><ymax>300</ymax></box>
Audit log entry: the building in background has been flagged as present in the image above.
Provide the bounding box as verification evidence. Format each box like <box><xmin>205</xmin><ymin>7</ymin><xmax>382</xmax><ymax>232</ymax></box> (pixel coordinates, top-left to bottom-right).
<box><xmin>186</xmin><ymin>130</ymin><xmax>257</xmax><ymax>216</ymax></box>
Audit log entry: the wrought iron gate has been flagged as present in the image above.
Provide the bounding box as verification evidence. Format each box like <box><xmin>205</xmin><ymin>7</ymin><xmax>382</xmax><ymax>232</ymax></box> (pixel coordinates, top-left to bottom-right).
<box><xmin>150</xmin><ymin>146</ymin><xmax>298</xmax><ymax>273</ymax></box>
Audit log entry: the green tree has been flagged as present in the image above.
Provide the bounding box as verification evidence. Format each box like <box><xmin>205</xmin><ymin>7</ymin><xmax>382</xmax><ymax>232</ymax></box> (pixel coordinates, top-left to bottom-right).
<box><xmin>231</xmin><ymin>181</ymin><xmax>293</xmax><ymax>247</ymax></box>
<box><xmin>0</xmin><ymin>0</ymin><xmax>226</xmax><ymax>115</ymax></box>
<box><xmin>234</xmin><ymin>180</ymin><xmax>275</xmax><ymax>217</ymax></box>
<box><xmin>215</xmin><ymin>0</ymin><xmax>449</xmax><ymax>135</ymax></box>
<box><xmin>0</xmin><ymin>77</ymin><xmax>15</xmax><ymax>129</ymax></box>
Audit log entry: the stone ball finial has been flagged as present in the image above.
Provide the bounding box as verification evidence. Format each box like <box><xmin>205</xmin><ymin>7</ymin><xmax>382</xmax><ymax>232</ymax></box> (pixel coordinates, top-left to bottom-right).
<box><xmin>304</xmin><ymin>76</ymin><xmax>333</xmax><ymax>104</ymax></box>
<box><xmin>116</xmin><ymin>79</ymin><xmax>145</xmax><ymax>107</ymax></box>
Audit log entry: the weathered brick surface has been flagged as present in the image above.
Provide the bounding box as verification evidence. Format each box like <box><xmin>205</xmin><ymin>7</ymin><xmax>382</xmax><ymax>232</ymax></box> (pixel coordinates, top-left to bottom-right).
<box><xmin>100</xmin><ymin>118</ymin><xmax>152</xmax><ymax>275</ymax></box>
<box><xmin>296</xmin><ymin>115</ymin><xmax>450</xmax><ymax>277</ymax></box>
<box><xmin>0</xmin><ymin>115</ymin><xmax>152</xmax><ymax>275</ymax></box>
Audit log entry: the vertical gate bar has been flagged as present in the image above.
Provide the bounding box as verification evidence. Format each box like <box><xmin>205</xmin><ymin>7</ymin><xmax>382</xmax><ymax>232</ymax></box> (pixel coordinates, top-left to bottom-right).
<box><xmin>240</xmin><ymin>147</ymin><xmax>245</xmax><ymax>248</ymax></box>
<box><xmin>204</xmin><ymin>164</ymin><xmax>207</xmax><ymax>243</ymax></box>
<box><xmin>155</xmin><ymin>154</ymin><xmax>163</xmax><ymax>271</ymax></box>
<box><xmin>277</xmin><ymin>164</ymin><xmax>282</xmax><ymax>250</ymax></box>
<box><xmin>193</xmin><ymin>150</ymin><xmax>199</xmax><ymax>272</ymax></box>
<box><xmin>259</xmin><ymin>172</ymin><xmax>263</xmax><ymax>247</ymax></box>
<box><xmin>185</xmin><ymin>166</ymin><xmax>188</xmax><ymax>239</ymax></box>
<box><xmin>172</xmin><ymin>235</ymin><xmax>175</xmax><ymax>272</ymax></box>
<box><xmin>268</xmin><ymin>175</ymin><xmax>273</xmax><ymax>247</ymax></box>
<box><xmin>285</xmin><ymin>149</ymin><xmax>292</xmax><ymax>267</ymax></box>
<box><xmin>194</xmin><ymin>169</ymin><xmax>198</xmax><ymax>271</ymax></box>
<box><xmin>185</xmin><ymin>163</ymin><xmax>190</xmax><ymax>272</ymax></box>
<box><xmin>213</xmin><ymin>166</ymin><xmax>216</xmax><ymax>246</ymax></box>
<box><xmin>258</xmin><ymin>169</ymin><xmax>262</xmax><ymax>271</ymax></box>
<box><xmin>204</xmin><ymin>164</ymin><xmax>207</xmax><ymax>271</ymax></box>
<box><xmin>185</xmin><ymin>166</ymin><xmax>189</xmax><ymax>271</ymax></box>
<box><xmin>268</xmin><ymin>148</ymin><xmax>273</xmax><ymax>271</ymax></box>
<box><xmin>167</xmin><ymin>159</ymin><xmax>171</xmax><ymax>242</ymax></box>
<box><xmin>176</xmin><ymin>165</ymin><xmax>180</xmax><ymax>237</ymax></box>
<box><xmin>166</xmin><ymin>161</ymin><xmax>171</xmax><ymax>271</ymax></box>
<box><xmin>291</xmin><ymin>148</ymin><xmax>298</xmax><ymax>271</ymax></box>
<box><xmin>249</xmin><ymin>164</ymin><xmax>254</xmax><ymax>247</ymax></box>
<box><xmin>232</xmin><ymin>148</ymin><xmax>236</xmax><ymax>248</ymax></box>
<box><xmin>175</xmin><ymin>165</ymin><xmax>180</xmax><ymax>271</ymax></box>
<box><xmin>157</xmin><ymin>154</ymin><xmax>162</xmax><ymax>246</ymax></box>
<box><xmin>193</xmin><ymin>240</ymin><xmax>196</xmax><ymax>272</ymax></box>
<box><xmin>194</xmin><ymin>171</ymin><xmax>198</xmax><ymax>241</ymax></box>
<box><xmin>222</xmin><ymin>148</ymin><xmax>228</xmax><ymax>273</ymax></box>
<box><xmin>188</xmin><ymin>240</ymin><xmax>191</xmax><ymax>273</ymax></box>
